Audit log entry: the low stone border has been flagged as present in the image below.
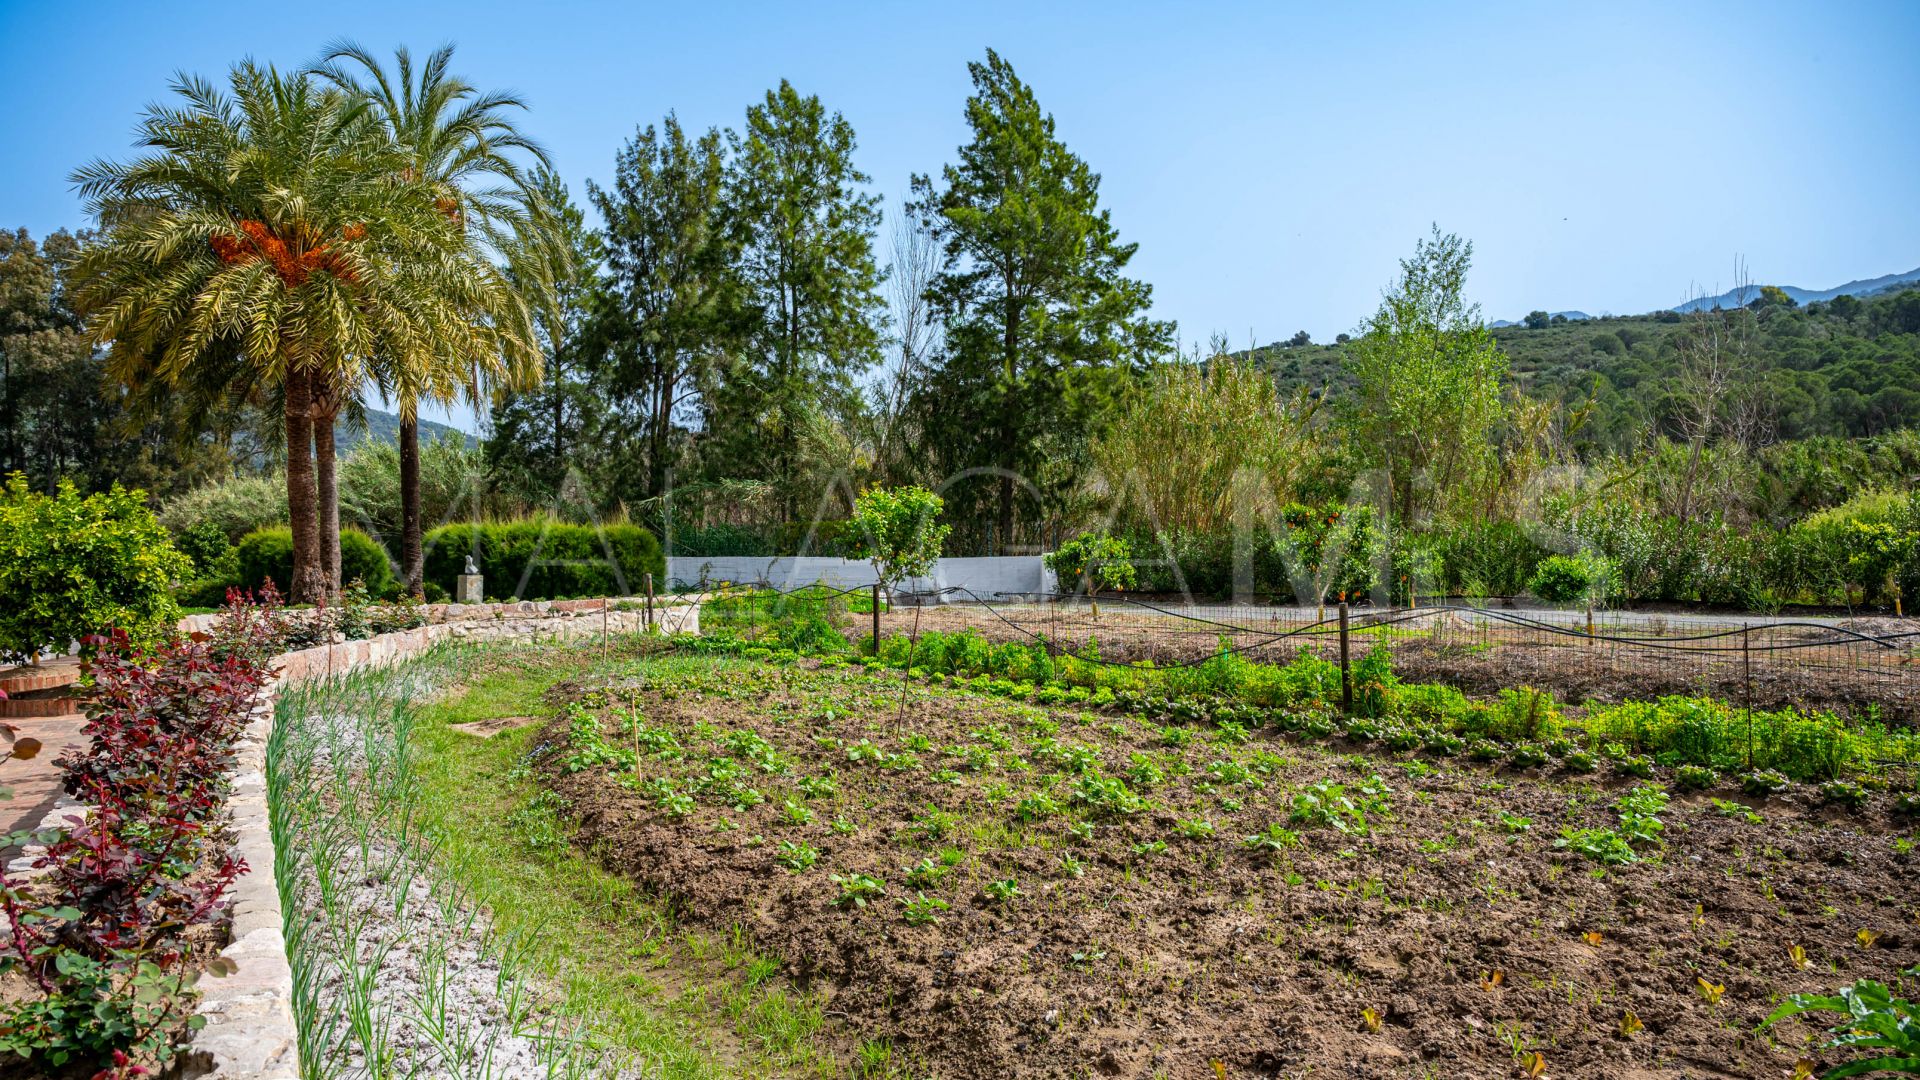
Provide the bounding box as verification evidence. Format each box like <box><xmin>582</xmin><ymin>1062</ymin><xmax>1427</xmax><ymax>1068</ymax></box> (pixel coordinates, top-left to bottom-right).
<box><xmin>174</xmin><ymin>599</ymin><xmax>700</xmax><ymax>1079</ymax></box>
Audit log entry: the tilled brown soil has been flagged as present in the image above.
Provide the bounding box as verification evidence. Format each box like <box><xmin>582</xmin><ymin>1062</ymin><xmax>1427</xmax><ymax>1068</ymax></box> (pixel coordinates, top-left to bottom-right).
<box><xmin>872</xmin><ymin>606</ymin><xmax>1920</xmax><ymax>722</ymax></box>
<box><xmin>540</xmin><ymin>658</ymin><xmax>1920</xmax><ymax>1079</ymax></box>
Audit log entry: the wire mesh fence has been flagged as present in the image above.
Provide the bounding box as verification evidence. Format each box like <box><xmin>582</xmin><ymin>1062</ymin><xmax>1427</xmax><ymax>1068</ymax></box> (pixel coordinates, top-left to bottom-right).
<box><xmin>687</xmin><ymin>579</ymin><xmax>1920</xmax><ymax>722</ymax></box>
<box><xmin>914</xmin><ymin>592</ymin><xmax>1920</xmax><ymax>721</ymax></box>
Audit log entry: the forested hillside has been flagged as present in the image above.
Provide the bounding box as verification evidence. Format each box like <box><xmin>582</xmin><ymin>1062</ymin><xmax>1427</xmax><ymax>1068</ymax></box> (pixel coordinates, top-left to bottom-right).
<box><xmin>1252</xmin><ymin>285</ymin><xmax>1920</xmax><ymax>456</ymax></box>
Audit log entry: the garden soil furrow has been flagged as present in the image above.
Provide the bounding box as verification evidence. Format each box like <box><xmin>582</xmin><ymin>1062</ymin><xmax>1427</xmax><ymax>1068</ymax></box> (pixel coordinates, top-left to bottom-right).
<box><xmin>538</xmin><ymin>657</ymin><xmax>1920</xmax><ymax>1079</ymax></box>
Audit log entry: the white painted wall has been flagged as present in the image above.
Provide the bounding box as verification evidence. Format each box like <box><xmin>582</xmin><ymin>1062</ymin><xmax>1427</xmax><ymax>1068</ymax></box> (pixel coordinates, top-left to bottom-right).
<box><xmin>665</xmin><ymin>556</ymin><xmax>1055</xmax><ymax>602</ymax></box>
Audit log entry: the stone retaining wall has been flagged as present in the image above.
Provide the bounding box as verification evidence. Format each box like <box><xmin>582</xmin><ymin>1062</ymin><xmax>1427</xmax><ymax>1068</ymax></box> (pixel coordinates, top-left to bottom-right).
<box><xmin>179</xmin><ymin>600</ymin><xmax>698</xmax><ymax>1079</ymax></box>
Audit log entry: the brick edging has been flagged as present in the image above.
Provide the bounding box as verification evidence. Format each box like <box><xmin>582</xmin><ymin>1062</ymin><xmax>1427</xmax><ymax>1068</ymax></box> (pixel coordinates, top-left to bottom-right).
<box><xmin>178</xmin><ymin>601</ymin><xmax>699</xmax><ymax>1078</ymax></box>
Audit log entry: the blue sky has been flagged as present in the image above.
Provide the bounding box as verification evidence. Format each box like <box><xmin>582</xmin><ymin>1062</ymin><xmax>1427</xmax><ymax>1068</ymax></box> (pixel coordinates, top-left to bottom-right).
<box><xmin>4</xmin><ymin>0</ymin><xmax>1917</xmax><ymax>432</ymax></box>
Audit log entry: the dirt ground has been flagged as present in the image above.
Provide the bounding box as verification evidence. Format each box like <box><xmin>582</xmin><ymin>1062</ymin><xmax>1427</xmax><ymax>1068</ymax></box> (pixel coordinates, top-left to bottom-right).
<box><xmin>539</xmin><ymin>657</ymin><xmax>1920</xmax><ymax>1080</ymax></box>
<box><xmin>867</xmin><ymin>605</ymin><xmax>1920</xmax><ymax>723</ymax></box>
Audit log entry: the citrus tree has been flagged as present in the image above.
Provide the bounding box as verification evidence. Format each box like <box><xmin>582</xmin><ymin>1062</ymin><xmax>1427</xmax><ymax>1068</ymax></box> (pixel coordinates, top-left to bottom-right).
<box><xmin>848</xmin><ymin>486</ymin><xmax>950</xmax><ymax>600</ymax></box>
<box><xmin>0</xmin><ymin>474</ymin><xmax>189</xmax><ymax>662</ymax></box>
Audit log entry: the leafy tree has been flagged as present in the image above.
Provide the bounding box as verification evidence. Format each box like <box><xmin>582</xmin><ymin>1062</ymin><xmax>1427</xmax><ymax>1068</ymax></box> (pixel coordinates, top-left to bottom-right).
<box><xmin>0</xmin><ymin>229</ymin><xmax>86</xmax><ymax>484</ymax></box>
<box><xmin>711</xmin><ymin>82</ymin><xmax>885</xmax><ymax>515</ymax></box>
<box><xmin>1285</xmin><ymin>330</ymin><xmax>1312</xmax><ymax>347</ymax></box>
<box><xmin>71</xmin><ymin>62</ymin><xmax>529</xmax><ymax>602</ymax></box>
<box><xmin>0</xmin><ymin>473</ymin><xmax>189</xmax><ymax>661</ymax></box>
<box><xmin>1341</xmin><ymin>226</ymin><xmax>1507</xmax><ymax>525</ymax></box>
<box><xmin>848</xmin><ymin>485</ymin><xmax>950</xmax><ymax>597</ymax></box>
<box><xmin>1524</xmin><ymin>310</ymin><xmax>1550</xmax><ymax>330</ymax></box>
<box><xmin>590</xmin><ymin>115</ymin><xmax>740</xmax><ymax>504</ymax></box>
<box><xmin>315</xmin><ymin>42</ymin><xmax>551</xmax><ymax>594</ymax></box>
<box><xmin>909</xmin><ymin>49</ymin><xmax>1172</xmax><ymax>553</ymax></box>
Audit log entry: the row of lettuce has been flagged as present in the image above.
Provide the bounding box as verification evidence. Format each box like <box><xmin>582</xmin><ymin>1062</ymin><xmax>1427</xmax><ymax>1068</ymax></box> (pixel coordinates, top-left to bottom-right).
<box><xmin>0</xmin><ymin>592</ymin><xmax>304</xmax><ymax>1077</ymax></box>
<box><xmin>695</xmin><ymin>592</ymin><xmax>1920</xmax><ymax>797</ymax></box>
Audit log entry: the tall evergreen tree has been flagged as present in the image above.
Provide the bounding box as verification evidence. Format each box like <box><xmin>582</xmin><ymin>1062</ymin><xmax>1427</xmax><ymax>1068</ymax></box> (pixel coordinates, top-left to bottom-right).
<box><xmin>712</xmin><ymin>81</ymin><xmax>885</xmax><ymax>516</ymax></box>
<box><xmin>589</xmin><ymin>116</ymin><xmax>739</xmax><ymax>505</ymax></box>
<box><xmin>909</xmin><ymin>50</ymin><xmax>1171</xmax><ymax>553</ymax></box>
<box><xmin>488</xmin><ymin>169</ymin><xmax>606</xmax><ymax>504</ymax></box>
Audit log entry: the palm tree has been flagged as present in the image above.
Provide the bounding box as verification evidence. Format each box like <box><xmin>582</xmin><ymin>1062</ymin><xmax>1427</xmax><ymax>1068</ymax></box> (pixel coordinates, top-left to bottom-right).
<box><xmin>315</xmin><ymin>42</ymin><xmax>555</xmax><ymax>595</ymax></box>
<box><xmin>70</xmin><ymin>60</ymin><xmax>531</xmax><ymax>601</ymax></box>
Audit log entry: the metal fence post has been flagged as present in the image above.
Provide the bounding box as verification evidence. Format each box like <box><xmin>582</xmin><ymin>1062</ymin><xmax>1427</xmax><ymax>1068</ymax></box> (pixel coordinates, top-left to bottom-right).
<box><xmin>1743</xmin><ymin>623</ymin><xmax>1754</xmax><ymax>768</ymax></box>
<box><xmin>1338</xmin><ymin>599</ymin><xmax>1353</xmax><ymax>715</ymax></box>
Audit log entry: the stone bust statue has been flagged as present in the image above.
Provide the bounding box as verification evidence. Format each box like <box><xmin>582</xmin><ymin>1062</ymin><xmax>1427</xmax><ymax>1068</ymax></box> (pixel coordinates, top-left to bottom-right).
<box><xmin>464</xmin><ymin>555</ymin><xmax>479</xmax><ymax>575</ymax></box>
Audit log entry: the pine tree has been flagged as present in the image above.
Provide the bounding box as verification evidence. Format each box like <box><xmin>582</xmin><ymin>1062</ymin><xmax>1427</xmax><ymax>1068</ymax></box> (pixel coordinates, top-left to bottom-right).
<box><xmin>711</xmin><ymin>81</ymin><xmax>885</xmax><ymax>516</ymax></box>
<box><xmin>488</xmin><ymin>169</ymin><xmax>607</xmax><ymax>505</ymax></box>
<box><xmin>909</xmin><ymin>50</ymin><xmax>1171</xmax><ymax>553</ymax></box>
<box><xmin>589</xmin><ymin>116</ymin><xmax>740</xmax><ymax>504</ymax></box>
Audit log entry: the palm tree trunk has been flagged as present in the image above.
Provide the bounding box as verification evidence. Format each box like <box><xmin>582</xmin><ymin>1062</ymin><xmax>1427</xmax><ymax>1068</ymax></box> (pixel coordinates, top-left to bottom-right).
<box><xmin>284</xmin><ymin>368</ymin><xmax>327</xmax><ymax>604</ymax></box>
<box><xmin>315</xmin><ymin>400</ymin><xmax>342</xmax><ymax>599</ymax></box>
<box><xmin>400</xmin><ymin>415</ymin><xmax>423</xmax><ymax>596</ymax></box>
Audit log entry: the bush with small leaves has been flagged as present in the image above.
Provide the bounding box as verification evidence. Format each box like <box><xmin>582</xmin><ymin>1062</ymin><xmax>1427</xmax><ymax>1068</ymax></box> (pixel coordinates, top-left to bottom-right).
<box><xmin>0</xmin><ymin>475</ymin><xmax>190</xmax><ymax>661</ymax></box>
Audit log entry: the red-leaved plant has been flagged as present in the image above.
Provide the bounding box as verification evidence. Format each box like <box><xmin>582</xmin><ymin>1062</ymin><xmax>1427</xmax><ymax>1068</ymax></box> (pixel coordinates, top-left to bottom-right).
<box><xmin>0</xmin><ymin>590</ymin><xmax>275</xmax><ymax>1079</ymax></box>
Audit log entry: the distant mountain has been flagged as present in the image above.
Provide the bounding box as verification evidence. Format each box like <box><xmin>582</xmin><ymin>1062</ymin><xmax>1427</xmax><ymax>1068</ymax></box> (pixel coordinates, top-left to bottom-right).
<box><xmin>335</xmin><ymin>408</ymin><xmax>475</xmax><ymax>454</ymax></box>
<box><xmin>1669</xmin><ymin>265</ymin><xmax>1920</xmax><ymax>314</ymax></box>
<box><xmin>1491</xmin><ymin>310</ymin><xmax>1592</xmax><ymax>328</ymax></box>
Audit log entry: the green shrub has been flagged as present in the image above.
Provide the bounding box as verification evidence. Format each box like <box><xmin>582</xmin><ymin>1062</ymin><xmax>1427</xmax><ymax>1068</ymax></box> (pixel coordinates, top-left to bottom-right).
<box><xmin>233</xmin><ymin>527</ymin><xmax>395</xmax><ymax>598</ymax></box>
<box><xmin>0</xmin><ymin>474</ymin><xmax>190</xmax><ymax>660</ymax></box>
<box><xmin>169</xmin><ymin>519</ymin><xmax>233</xmax><ymax>572</ymax></box>
<box><xmin>421</xmin><ymin>520</ymin><xmax>664</xmax><ymax>601</ymax></box>
<box><xmin>1528</xmin><ymin>554</ymin><xmax>1605</xmax><ymax>604</ymax></box>
<box><xmin>1776</xmin><ymin>489</ymin><xmax>1919</xmax><ymax>607</ymax></box>
<box><xmin>156</xmin><ymin>472</ymin><xmax>287</xmax><ymax>542</ymax></box>
<box><xmin>1468</xmin><ymin>686</ymin><xmax>1563</xmax><ymax>742</ymax></box>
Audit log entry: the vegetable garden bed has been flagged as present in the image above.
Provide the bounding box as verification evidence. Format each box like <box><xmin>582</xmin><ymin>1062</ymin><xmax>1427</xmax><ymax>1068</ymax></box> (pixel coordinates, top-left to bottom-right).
<box><xmin>533</xmin><ymin>652</ymin><xmax>1920</xmax><ymax>1079</ymax></box>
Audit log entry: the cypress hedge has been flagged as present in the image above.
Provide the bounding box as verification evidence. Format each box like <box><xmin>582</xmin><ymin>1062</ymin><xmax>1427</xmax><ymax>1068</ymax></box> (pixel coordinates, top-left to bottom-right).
<box><xmin>422</xmin><ymin>521</ymin><xmax>665</xmax><ymax>601</ymax></box>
